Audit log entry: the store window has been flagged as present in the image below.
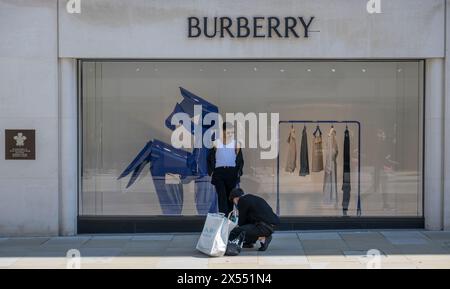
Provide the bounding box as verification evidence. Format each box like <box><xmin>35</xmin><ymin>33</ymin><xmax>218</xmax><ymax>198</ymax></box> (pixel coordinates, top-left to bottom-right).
<box><xmin>80</xmin><ymin>61</ymin><xmax>423</xmax><ymax>218</ymax></box>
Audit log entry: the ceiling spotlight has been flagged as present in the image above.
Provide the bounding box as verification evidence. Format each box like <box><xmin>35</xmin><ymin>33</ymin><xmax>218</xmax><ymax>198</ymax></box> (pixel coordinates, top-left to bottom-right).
<box><xmin>362</xmin><ymin>68</ymin><xmax>367</xmax><ymax>72</ymax></box>
<box><xmin>253</xmin><ymin>67</ymin><xmax>258</xmax><ymax>72</ymax></box>
<box><xmin>307</xmin><ymin>68</ymin><xmax>312</xmax><ymax>72</ymax></box>
<box><xmin>136</xmin><ymin>68</ymin><xmax>141</xmax><ymax>72</ymax></box>
<box><xmin>280</xmin><ymin>69</ymin><xmax>285</xmax><ymax>73</ymax></box>
<box><xmin>331</xmin><ymin>68</ymin><xmax>336</xmax><ymax>72</ymax></box>
<box><xmin>397</xmin><ymin>68</ymin><xmax>403</xmax><ymax>73</ymax></box>
<box><xmin>223</xmin><ymin>68</ymin><xmax>227</xmax><ymax>72</ymax></box>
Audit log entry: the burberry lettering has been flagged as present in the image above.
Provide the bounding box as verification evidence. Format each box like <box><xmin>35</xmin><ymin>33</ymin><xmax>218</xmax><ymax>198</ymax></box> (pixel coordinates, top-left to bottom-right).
<box><xmin>188</xmin><ymin>16</ymin><xmax>316</xmax><ymax>39</ymax></box>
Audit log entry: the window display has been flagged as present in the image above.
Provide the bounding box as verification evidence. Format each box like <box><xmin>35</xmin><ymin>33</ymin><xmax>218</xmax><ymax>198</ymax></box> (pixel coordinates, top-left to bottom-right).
<box><xmin>80</xmin><ymin>61</ymin><xmax>423</xmax><ymax>218</ymax></box>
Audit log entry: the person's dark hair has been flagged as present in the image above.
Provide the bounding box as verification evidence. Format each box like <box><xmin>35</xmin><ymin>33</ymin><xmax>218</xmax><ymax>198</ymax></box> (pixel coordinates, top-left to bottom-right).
<box><xmin>223</xmin><ymin>122</ymin><xmax>234</xmax><ymax>131</ymax></box>
<box><xmin>229</xmin><ymin>188</ymin><xmax>245</xmax><ymax>201</ymax></box>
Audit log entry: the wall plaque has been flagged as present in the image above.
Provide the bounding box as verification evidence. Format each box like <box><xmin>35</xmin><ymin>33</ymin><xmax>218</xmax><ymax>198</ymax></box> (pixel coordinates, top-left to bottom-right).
<box><xmin>5</xmin><ymin>129</ymin><xmax>36</xmax><ymax>160</ymax></box>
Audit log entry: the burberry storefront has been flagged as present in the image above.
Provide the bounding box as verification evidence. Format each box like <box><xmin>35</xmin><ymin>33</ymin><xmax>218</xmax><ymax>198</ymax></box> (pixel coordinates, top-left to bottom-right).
<box><xmin>1</xmin><ymin>0</ymin><xmax>449</xmax><ymax>236</ymax></box>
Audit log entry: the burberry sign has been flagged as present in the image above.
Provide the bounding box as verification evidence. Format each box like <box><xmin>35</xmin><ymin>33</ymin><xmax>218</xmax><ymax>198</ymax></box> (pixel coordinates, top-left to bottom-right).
<box><xmin>188</xmin><ymin>16</ymin><xmax>316</xmax><ymax>39</ymax></box>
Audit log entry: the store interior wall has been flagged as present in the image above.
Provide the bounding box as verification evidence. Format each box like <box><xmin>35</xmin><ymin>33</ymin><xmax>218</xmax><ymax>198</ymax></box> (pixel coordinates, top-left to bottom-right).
<box><xmin>81</xmin><ymin>61</ymin><xmax>423</xmax><ymax>218</ymax></box>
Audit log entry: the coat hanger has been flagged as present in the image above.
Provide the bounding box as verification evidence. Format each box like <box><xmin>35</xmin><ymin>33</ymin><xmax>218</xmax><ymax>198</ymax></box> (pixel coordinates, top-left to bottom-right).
<box><xmin>313</xmin><ymin>125</ymin><xmax>322</xmax><ymax>137</ymax></box>
<box><xmin>290</xmin><ymin>124</ymin><xmax>296</xmax><ymax>135</ymax></box>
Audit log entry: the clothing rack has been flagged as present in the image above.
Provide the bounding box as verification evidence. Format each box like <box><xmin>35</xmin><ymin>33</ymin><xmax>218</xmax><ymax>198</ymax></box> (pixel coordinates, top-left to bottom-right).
<box><xmin>277</xmin><ymin>120</ymin><xmax>362</xmax><ymax>217</ymax></box>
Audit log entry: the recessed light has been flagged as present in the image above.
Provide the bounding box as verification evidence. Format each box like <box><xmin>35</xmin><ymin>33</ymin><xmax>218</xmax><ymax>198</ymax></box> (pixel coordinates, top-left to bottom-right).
<box><xmin>397</xmin><ymin>68</ymin><xmax>403</xmax><ymax>73</ymax></box>
<box><xmin>280</xmin><ymin>69</ymin><xmax>285</xmax><ymax>73</ymax></box>
<box><xmin>223</xmin><ymin>68</ymin><xmax>227</xmax><ymax>72</ymax></box>
<box><xmin>136</xmin><ymin>68</ymin><xmax>141</xmax><ymax>72</ymax></box>
<box><xmin>362</xmin><ymin>68</ymin><xmax>367</xmax><ymax>72</ymax></box>
<box><xmin>331</xmin><ymin>68</ymin><xmax>336</xmax><ymax>72</ymax></box>
<box><xmin>253</xmin><ymin>67</ymin><xmax>258</xmax><ymax>72</ymax></box>
<box><xmin>307</xmin><ymin>68</ymin><xmax>312</xmax><ymax>72</ymax></box>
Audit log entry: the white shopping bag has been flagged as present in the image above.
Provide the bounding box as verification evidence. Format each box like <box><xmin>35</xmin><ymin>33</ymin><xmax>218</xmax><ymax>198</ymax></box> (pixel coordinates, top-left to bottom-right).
<box><xmin>196</xmin><ymin>212</ymin><xmax>237</xmax><ymax>257</ymax></box>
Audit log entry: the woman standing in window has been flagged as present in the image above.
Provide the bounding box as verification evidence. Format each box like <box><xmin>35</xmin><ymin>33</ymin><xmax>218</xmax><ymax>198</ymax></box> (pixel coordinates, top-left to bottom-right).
<box><xmin>207</xmin><ymin>122</ymin><xmax>244</xmax><ymax>215</ymax></box>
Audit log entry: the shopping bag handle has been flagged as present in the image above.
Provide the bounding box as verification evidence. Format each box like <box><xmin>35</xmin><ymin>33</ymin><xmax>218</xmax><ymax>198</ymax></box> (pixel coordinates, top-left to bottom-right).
<box><xmin>228</xmin><ymin>207</ymin><xmax>238</xmax><ymax>220</ymax></box>
<box><xmin>214</xmin><ymin>212</ymin><xmax>234</xmax><ymax>219</ymax></box>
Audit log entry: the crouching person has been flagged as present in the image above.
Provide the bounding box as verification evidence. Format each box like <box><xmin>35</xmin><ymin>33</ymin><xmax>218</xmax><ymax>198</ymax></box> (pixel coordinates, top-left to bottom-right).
<box><xmin>228</xmin><ymin>188</ymin><xmax>280</xmax><ymax>251</ymax></box>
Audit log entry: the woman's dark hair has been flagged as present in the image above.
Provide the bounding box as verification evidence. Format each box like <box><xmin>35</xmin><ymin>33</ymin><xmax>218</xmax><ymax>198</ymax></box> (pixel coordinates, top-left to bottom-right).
<box><xmin>223</xmin><ymin>122</ymin><xmax>234</xmax><ymax>131</ymax></box>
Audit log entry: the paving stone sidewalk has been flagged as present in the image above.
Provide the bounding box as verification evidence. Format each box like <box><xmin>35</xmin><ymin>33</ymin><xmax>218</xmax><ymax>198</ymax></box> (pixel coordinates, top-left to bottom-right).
<box><xmin>1</xmin><ymin>230</ymin><xmax>450</xmax><ymax>269</ymax></box>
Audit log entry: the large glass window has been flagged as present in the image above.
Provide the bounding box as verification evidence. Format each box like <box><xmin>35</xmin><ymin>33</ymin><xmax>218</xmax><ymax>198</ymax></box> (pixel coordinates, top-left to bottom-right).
<box><xmin>80</xmin><ymin>61</ymin><xmax>423</xmax><ymax>217</ymax></box>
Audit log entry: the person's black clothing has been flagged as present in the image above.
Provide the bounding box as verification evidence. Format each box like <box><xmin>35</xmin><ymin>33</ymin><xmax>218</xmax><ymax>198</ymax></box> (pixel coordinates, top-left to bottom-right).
<box><xmin>258</xmin><ymin>235</ymin><xmax>273</xmax><ymax>252</ymax></box>
<box><xmin>299</xmin><ymin>126</ymin><xmax>310</xmax><ymax>176</ymax></box>
<box><xmin>207</xmin><ymin>147</ymin><xmax>244</xmax><ymax>215</ymax></box>
<box><xmin>236</xmin><ymin>194</ymin><xmax>280</xmax><ymax>227</ymax></box>
<box><xmin>207</xmin><ymin>147</ymin><xmax>244</xmax><ymax>182</ymax></box>
<box><xmin>211</xmin><ymin>167</ymin><xmax>238</xmax><ymax>215</ymax></box>
<box><xmin>229</xmin><ymin>223</ymin><xmax>274</xmax><ymax>245</ymax></box>
<box><xmin>229</xmin><ymin>194</ymin><xmax>279</xmax><ymax>246</ymax></box>
<box><xmin>342</xmin><ymin>128</ymin><xmax>351</xmax><ymax>213</ymax></box>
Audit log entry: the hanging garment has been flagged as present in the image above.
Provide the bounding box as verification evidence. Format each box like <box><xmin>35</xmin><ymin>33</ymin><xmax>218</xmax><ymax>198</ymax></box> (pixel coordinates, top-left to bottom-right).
<box><xmin>299</xmin><ymin>126</ymin><xmax>310</xmax><ymax>176</ymax></box>
<box><xmin>323</xmin><ymin>127</ymin><xmax>339</xmax><ymax>205</ymax></box>
<box><xmin>285</xmin><ymin>128</ymin><xmax>297</xmax><ymax>173</ymax></box>
<box><xmin>342</xmin><ymin>128</ymin><xmax>351</xmax><ymax>213</ymax></box>
<box><xmin>311</xmin><ymin>129</ymin><xmax>324</xmax><ymax>172</ymax></box>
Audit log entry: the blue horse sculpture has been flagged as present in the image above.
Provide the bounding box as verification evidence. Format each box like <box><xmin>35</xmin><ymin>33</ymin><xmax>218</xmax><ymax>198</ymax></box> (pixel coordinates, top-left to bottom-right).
<box><xmin>118</xmin><ymin>87</ymin><xmax>219</xmax><ymax>215</ymax></box>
